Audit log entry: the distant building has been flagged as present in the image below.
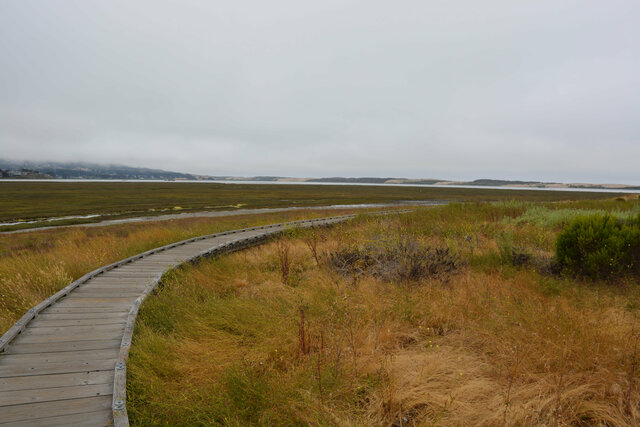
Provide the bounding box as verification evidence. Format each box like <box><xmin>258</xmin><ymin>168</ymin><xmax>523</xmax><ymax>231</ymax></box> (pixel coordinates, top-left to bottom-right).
<box><xmin>0</xmin><ymin>168</ymin><xmax>50</xmax><ymax>178</ymax></box>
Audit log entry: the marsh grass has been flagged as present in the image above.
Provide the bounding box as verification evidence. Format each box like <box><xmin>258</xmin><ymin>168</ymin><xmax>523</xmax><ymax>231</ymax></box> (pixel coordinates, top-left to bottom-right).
<box><xmin>128</xmin><ymin>200</ymin><xmax>640</xmax><ymax>425</ymax></box>
<box><xmin>0</xmin><ymin>208</ymin><xmax>362</xmax><ymax>333</ymax></box>
<box><xmin>0</xmin><ymin>181</ymin><xmax>626</xmax><ymax>230</ymax></box>
<box><xmin>506</xmin><ymin>198</ymin><xmax>640</xmax><ymax>229</ymax></box>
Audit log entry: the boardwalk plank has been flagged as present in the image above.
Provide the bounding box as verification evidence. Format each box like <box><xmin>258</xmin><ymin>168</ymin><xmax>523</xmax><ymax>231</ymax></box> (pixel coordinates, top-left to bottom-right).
<box><xmin>44</xmin><ymin>307</ymin><xmax>130</xmax><ymax>314</ymax></box>
<box><xmin>0</xmin><ymin>359</ymin><xmax>115</xmax><ymax>378</ymax></box>
<box><xmin>7</xmin><ymin>410</ymin><xmax>111</xmax><ymax>427</ymax></box>
<box><xmin>16</xmin><ymin>324</ymin><xmax>123</xmax><ymax>336</ymax></box>
<box><xmin>16</xmin><ymin>330</ymin><xmax>122</xmax><ymax>344</ymax></box>
<box><xmin>0</xmin><ymin>383</ymin><xmax>112</xmax><ymax>406</ymax></box>
<box><xmin>77</xmin><ymin>284</ymin><xmax>145</xmax><ymax>290</ymax></box>
<box><xmin>70</xmin><ymin>292</ymin><xmax>144</xmax><ymax>298</ymax></box>
<box><xmin>51</xmin><ymin>301</ymin><xmax>133</xmax><ymax>309</ymax></box>
<box><xmin>0</xmin><ymin>371</ymin><xmax>112</xmax><ymax>391</ymax></box>
<box><xmin>30</xmin><ymin>318</ymin><xmax>126</xmax><ymax>327</ymax></box>
<box><xmin>22</xmin><ymin>323</ymin><xmax>124</xmax><ymax>337</ymax></box>
<box><xmin>0</xmin><ymin>395</ymin><xmax>112</xmax><ymax>424</ymax></box>
<box><xmin>79</xmin><ymin>280</ymin><xmax>149</xmax><ymax>286</ymax></box>
<box><xmin>35</xmin><ymin>312</ymin><xmax>128</xmax><ymax>320</ymax></box>
<box><xmin>103</xmin><ymin>273</ymin><xmax>159</xmax><ymax>277</ymax></box>
<box><xmin>0</xmin><ymin>349</ymin><xmax>119</xmax><ymax>365</ymax></box>
<box><xmin>86</xmin><ymin>278</ymin><xmax>150</xmax><ymax>285</ymax></box>
<box><xmin>5</xmin><ymin>340</ymin><xmax>122</xmax><ymax>355</ymax></box>
<box><xmin>61</xmin><ymin>297</ymin><xmax>135</xmax><ymax>303</ymax></box>
<box><xmin>146</xmin><ymin>254</ymin><xmax>187</xmax><ymax>261</ymax></box>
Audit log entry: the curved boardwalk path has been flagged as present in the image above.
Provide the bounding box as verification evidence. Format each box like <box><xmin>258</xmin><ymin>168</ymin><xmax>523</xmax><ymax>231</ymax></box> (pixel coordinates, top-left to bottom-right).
<box><xmin>0</xmin><ymin>214</ymin><xmax>355</xmax><ymax>426</ymax></box>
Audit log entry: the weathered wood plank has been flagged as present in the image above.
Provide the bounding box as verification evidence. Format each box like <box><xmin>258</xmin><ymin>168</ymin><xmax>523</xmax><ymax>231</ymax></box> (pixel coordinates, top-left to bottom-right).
<box><xmin>68</xmin><ymin>292</ymin><xmax>143</xmax><ymax>298</ymax></box>
<box><xmin>141</xmin><ymin>252</ymin><xmax>196</xmax><ymax>258</ymax></box>
<box><xmin>109</xmin><ymin>266</ymin><xmax>166</xmax><ymax>270</ymax></box>
<box><xmin>29</xmin><ymin>318</ymin><xmax>125</xmax><ymax>327</ymax></box>
<box><xmin>80</xmin><ymin>279</ymin><xmax>149</xmax><ymax>285</ymax></box>
<box><xmin>34</xmin><ymin>312</ymin><xmax>128</xmax><ymax>320</ymax></box>
<box><xmin>119</xmin><ymin>264</ymin><xmax>172</xmax><ymax>270</ymax></box>
<box><xmin>78</xmin><ymin>281</ymin><xmax>149</xmax><ymax>287</ymax></box>
<box><xmin>76</xmin><ymin>285</ymin><xmax>145</xmax><ymax>290</ymax></box>
<box><xmin>100</xmin><ymin>272</ymin><xmax>158</xmax><ymax>276</ymax></box>
<box><xmin>135</xmin><ymin>255</ymin><xmax>187</xmax><ymax>260</ymax></box>
<box><xmin>126</xmin><ymin>262</ymin><xmax>173</xmax><ymax>268</ymax></box>
<box><xmin>60</xmin><ymin>297</ymin><xmax>135</xmax><ymax>304</ymax></box>
<box><xmin>0</xmin><ymin>359</ymin><xmax>115</xmax><ymax>378</ymax></box>
<box><xmin>128</xmin><ymin>258</ymin><xmax>182</xmax><ymax>264</ymax></box>
<box><xmin>0</xmin><ymin>371</ymin><xmax>112</xmax><ymax>392</ymax></box>
<box><xmin>51</xmin><ymin>301</ymin><xmax>134</xmax><ymax>309</ymax></box>
<box><xmin>76</xmin><ymin>281</ymin><xmax>144</xmax><ymax>287</ymax></box>
<box><xmin>0</xmin><ymin>349</ymin><xmax>119</xmax><ymax>365</ymax></box>
<box><xmin>0</xmin><ymin>383</ymin><xmax>112</xmax><ymax>407</ymax></box>
<box><xmin>4</xmin><ymin>339</ymin><xmax>121</xmax><ymax>355</ymax></box>
<box><xmin>0</xmin><ymin>395</ymin><xmax>112</xmax><ymax>424</ymax></box>
<box><xmin>22</xmin><ymin>324</ymin><xmax>123</xmax><ymax>336</ymax></box>
<box><xmin>158</xmin><ymin>252</ymin><xmax>200</xmax><ymax>258</ymax></box>
<box><xmin>44</xmin><ymin>306</ymin><xmax>131</xmax><ymax>314</ymax></box>
<box><xmin>178</xmin><ymin>242</ymin><xmax>221</xmax><ymax>249</ymax></box>
<box><xmin>74</xmin><ymin>290</ymin><xmax>143</xmax><ymax>295</ymax></box>
<box><xmin>15</xmin><ymin>330</ymin><xmax>122</xmax><ymax>344</ymax></box>
<box><xmin>127</xmin><ymin>264</ymin><xmax>173</xmax><ymax>269</ymax></box>
<box><xmin>74</xmin><ymin>286</ymin><xmax>147</xmax><ymax>293</ymax></box>
<box><xmin>7</xmin><ymin>410</ymin><xmax>111</xmax><ymax>427</ymax></box>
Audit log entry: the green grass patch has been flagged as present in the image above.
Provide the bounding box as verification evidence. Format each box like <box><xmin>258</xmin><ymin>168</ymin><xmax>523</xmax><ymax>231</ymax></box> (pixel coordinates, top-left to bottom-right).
<box><xmin>510</xmin><ymin>205</ymin><xmax>640</xmax><ymax>229</ymax></box>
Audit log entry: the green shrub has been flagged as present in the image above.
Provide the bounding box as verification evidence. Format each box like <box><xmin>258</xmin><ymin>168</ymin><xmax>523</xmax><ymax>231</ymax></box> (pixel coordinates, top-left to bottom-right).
<box><xmin>555</xmin><ymin>214</ymin><xmax>640</xmax><ymax>280</ymax></box>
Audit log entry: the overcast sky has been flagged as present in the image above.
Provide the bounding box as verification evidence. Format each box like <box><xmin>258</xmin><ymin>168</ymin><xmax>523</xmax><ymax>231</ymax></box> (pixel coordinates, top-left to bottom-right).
<box><xmin>1</xmin><ymin>1</ymin><xmax>639</xmax><ymax>183</ymax></box>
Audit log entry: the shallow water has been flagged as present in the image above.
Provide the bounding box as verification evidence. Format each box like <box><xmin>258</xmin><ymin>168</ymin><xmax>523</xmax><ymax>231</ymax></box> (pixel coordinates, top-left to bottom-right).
<box><xmin>0</xmin><ymin>213</ymin><xmax>103</xmax><ymax>226</ymax></box>
<box><xmin>2</xmin><ymin>179</ymin><xmax>638</xmax><ymax>193</ymax></box>
<box><xmin>0</xmin><ymin>201</ymin><xmax>443</xmax><ymax>234</ymax></box>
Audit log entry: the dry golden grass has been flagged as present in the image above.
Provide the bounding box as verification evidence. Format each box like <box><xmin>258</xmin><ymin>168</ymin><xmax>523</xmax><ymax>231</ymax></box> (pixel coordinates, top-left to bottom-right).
<box><xmin>128</xmin><ymin>201</ymin><xmax>640</xmax><ymax>426</ymax></box>
<box><xmin>0</xmin><ymin>208</ymin><xmax>361</xmax><ymax>334</ymax></box>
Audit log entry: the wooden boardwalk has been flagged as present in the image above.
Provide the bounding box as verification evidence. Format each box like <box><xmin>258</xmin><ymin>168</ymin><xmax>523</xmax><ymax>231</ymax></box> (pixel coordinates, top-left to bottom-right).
<box><xmin>0</xmin><ymin>215</ymin><xmax>353</xmax><ymax>426</ymax></box>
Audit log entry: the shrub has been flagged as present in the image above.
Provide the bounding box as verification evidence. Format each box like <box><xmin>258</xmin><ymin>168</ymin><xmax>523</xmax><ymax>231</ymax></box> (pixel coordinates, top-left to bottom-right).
<box><xmin>555</xmin><ymin>214</ymin><xmax>640</xmax><ymax>280</ymax></box>
<box><xmin>327</xmin><ymin>236</ymin><xmax>463</xmax><ymax>283</ymax></box>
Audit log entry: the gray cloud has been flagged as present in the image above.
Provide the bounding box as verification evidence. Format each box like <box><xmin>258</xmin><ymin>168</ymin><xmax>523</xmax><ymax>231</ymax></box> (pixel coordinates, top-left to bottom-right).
<box><xmin>1</xmin><ymin>0</ymin><xmax>639</xmax><ymax>183</ymax></box>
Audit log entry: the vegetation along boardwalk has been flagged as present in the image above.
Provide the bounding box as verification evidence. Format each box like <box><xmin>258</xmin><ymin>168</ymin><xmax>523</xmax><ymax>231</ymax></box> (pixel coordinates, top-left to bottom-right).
<box><xmin>0</xmin><ymin>214</ymin><xmax>356</xmax><ymax>426</ymax></box>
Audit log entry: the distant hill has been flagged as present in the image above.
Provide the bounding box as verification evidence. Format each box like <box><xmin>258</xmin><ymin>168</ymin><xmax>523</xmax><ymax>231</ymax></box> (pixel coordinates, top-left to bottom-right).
<box><xmin>309</xmin><ymin>177</ymin><xmax>396</xmax><ymax>184</ymax></box>
<box><xmin>465</xmin><ymin>179</ymin><xmax>553</xmax><ymax>187</ymax></box>
<box><xmin>1</xmin><ymin>160</ymin><xmax>638</xmax><ymax>190</ymax></box>
<box><xmin>213</xmin><ymin>176</ymin><xmax>640</xmax><ymax>191</ymax></box>
<box><xmin>0</xmin><ymin>160</ymin><xmax>210</xmax><ymax>181</ymax></box>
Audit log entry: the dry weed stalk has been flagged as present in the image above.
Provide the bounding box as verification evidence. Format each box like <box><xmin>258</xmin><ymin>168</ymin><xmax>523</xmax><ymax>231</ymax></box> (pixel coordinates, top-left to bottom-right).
<box><xmin>298</xmin><ymin>306</ymin><xmax>310</xmax><ymax>356</ymax></box>
<box><xmin>303</xmin><ymin>228</ymin><xmax>321</xmax><ymax>266</ymax></box>
<box><xmin>276</xmin><ymin>240</ymin><xmax>291</xmax><ymax>285</ymax></box>
<box><xmin>316</xmin><ymin>330</ymin><xmax>326</xmax><ymax>402</ymax></box>
<box><xmin>503</xmin><ymin>343</ymin><xmax>523</xmax><ymax>423</ymax></box>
